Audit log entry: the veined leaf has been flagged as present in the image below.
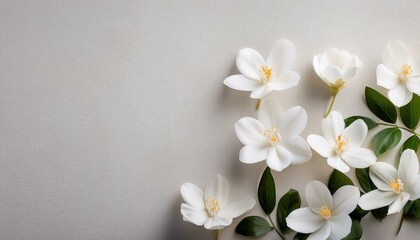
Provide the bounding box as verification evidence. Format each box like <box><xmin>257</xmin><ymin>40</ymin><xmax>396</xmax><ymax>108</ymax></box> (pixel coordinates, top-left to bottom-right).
<box><xmin>344</xmin><ymin>116</ymin><xmax>378</xmax><ymax>130</ymax></box>
<box><xmin>235</xmin><ymin>216</ymin><xmax>273</xmax><ymax>237</ymax></box>
<box><xmin>400</xmin><ymin>94</ymin><xmax>420</xmax><ymax>130</ymax></box>
<box><xmin>277</xmin><ymin>189</ymin><xmax>301</xmax><ymax>233</ymax></box>
<box><xmin>372</xmin><ymin>128</ymin><xmax>402</xmax><ymax>156</ymax></box>
<box><xmin>400</xmin><ymin>135</ymin><xmax>420</xmax><ymax>154</ymax></box>
<box><xmin>258</xmin><ymin>167</ymin><xmax>276</xmax><ymax>214</ymax></box>
<box><xmin>365</xmin><ymin>87</ymin><xmax>397</xmax><ymax>123</ymax></box>
<box><xmin>328</xmin><ymin>169</ymin><xmax>353</xmax><ymax>194</ymax></box>
<box><xmin>342</xmin><ymin>220</ymin><xmax>363</xmax><ymax>240</ymax></box>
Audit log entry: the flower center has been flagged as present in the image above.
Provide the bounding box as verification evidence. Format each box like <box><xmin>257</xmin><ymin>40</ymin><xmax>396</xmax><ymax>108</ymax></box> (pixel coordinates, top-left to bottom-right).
<box><xmin>205</xmin><ymin>198</ymin><xmax>221</xmax><ymax>217</ymax></box>
<box><xmin>335</xmin><ymin>135</ymin><xmax>349</xmax><ymax>154</ymax></box>
<box><xmin>319</xmin><ymin>206</ymin><xmax>331</xmax><ymax>219</ymax></box>
<box><xmin>259</xmin><ymin>66</ymin><xmax>272</xmax><ymax>84</ymax></box>
<box><xmin>389</xmin><ymin>178</ymin><xmax>404</xmax><ymax>193</ymax></box>
<box><xmin>264</xmin><ymin>127</ymin><xmax>280</xmax><ymax>143</ymax></box>
<box><xmin>400</xmin><ymin>64</ymin><xmax>413</xmax><ymax>81</ymax></box>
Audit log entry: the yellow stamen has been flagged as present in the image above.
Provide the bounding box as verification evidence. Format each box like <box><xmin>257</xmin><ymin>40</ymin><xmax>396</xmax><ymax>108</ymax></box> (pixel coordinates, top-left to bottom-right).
<box><xmin>259</xmin><ymin>66</ymin><xmax>272</xmax><ymax>84</ymax></box>
<box><xmin>264</xmin><ymin>127</ymin><xmax>280</xmax><ymax>143</ymax></box>
<box><xmin>319</xmin><ymin>206</ymin><xmax>331</xmax><ymax>219</ymax></box>
<box><xmin>205</xmin><ymin>198</ymin><xmax>221</xmax><ymax>217</ymax></box>
<box><xmin>401</xmin><ymin>64</ymin><xmax>413</xmax><ymax>78</ymax></box>
<box><xmin>335</xmin><ymin>135</ymin><xmax>349</xmax><ymax>154</ymax></box>
<box><xmin>389</xmin><ymin>178</ymin><xmax>404</xmax><ymax>193</ymax></box>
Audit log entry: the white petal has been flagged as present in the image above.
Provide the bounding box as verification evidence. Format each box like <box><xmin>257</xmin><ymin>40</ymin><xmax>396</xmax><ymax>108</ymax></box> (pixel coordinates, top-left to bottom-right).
<box><xmin>258</xmin><ymin>99</ymin><xmax>281</xmax><ymax>129</ymax></box>
<box><xmin>342</xmin><ymin>119</ymin><xmax>367</xmax><ymax>148</ymax></box>
<box><xmin>320</xmin><ymin>49</ymin><xmax>340</xmax><ymax>70</ymax></box>
<box><xmin>239</xmin><ymin>144</ymin><xmax>269</xmax><ymax>164</ymax></box>
<box><xmin>267</xmin><ymin>39</ymin><xmax>296</xmax><ymax>74</ymax></box>
<box><xmin>342</xmin><ymin>66</ymin><xmax>359</xmax><ymax>81</ymax></box>
<box><xmin>223</xmin><ymin>75</ymin><xmax>261</xmax><ymax>91</ymax></box>
<box><xmin>329</xmin><ymin>214</ymin><xmax>352</xmax><ymax>240</ymax></box>
<box><xmin>332</xmin><ymin>185</ymin><xmax>360</xmax><ymax>214</ymax></box>
<box><xmin>406</xmin><ymin>76</ymin><xmax>420</xmax><ymax>94</ymax></box>
<box><xmin>204</xmin><ymin>216</ymin><xmax>233</xmax><ymax>230</ymax></box>
<box><xmin>376</xmin><ymin>64</ymin><xmax>399</xmax><ymax>89</ymax></box>
<box><xmin>398</xmin><ymin>149</ymin><xmax>419</xmax><ymax>187</ymax></box>
<box><xmin>278</xmin><ymin>106</ymin><xmax>307</xmax><ymax>137</ymax></box>
<box><xmin>322</xmin><ymin>111</ymin><xmax>345</xmax><ymax>145</ymax></box>
<box><xmin>306</xmin><ymin>181</ymin><xmax>333</xmax><ymax>211</ymax></box>
<box><xmin>388</xmin><ymin>83</ymin><xmax>413</xmax><ymax>107</ymax></box>
<box><xmin>235</xmin><ymin>117</ymin><xmax>266</xmax><ymax>145</ymax></box>
<box><xmin>370</xmin><ymin>162</ymin><xmax>398</xmax><ymax>191</ymax></box>
<box><xmin>358</xmin><ymin>190</ymin><xmax>397</xmax><ymax>210</ymax></box>
<box><xmin>266</xmin><ymin>145</ymin><xmax>292</xmax><ymax>171</ymax></box>
<box><xmin>313</xmin><ymin>55</ymin><xmax>323</xmax><ymax>79</ymax></box>
<box><xmin>286</xmin><ymin>207</ymin><xmax>325</xmax><ymax>233</ymax></box>
<box><xmin>181</xmin><ymin>204</ymin><xmax>208</xmax><ymax>226</ymax></box>
<box><xmin>383</xmin><ymin>40</ymin><xmax>409</xmax><ymax>72</ymax></box>
<box><xmin>307</xmin><ymin>221</ymin><xmax>331</xmax><ymax>240</ymax></box>
<box><xmin>181</xmin><ymin>183</ymin><xmax>205</xmax><ymax>210</ymax></box>
<box><xmin>250</xmin><ymin>85</ymin><xmax>273</xmax><ymax>99</ymax></box>
<box><xmin>282</xmin><ymin>136</ymin><xmax>312</xmax><ymax>164</ymax></box>
<box><xmin>341</xmin><ymin>148</ymin><xmax>376</xmax><ymax>169</ymax></box>
<box><xmin>407</xmin><ymin>176</ymin><xmax>420</xmax><ymax>200</ymax></box>
<box><xmin>322</xmin><ymin>66</ymin><xmax>343</xmax><ymax>85</ymax></box>
<box><xmin>307</xmin><ymin>135</ymin><xmax>334</xmax><ymax>158</ymax></box>
<box><xmin>236</xmin><ymin>48</ymin><xmax>265</xmax><ymax>81</ymax></box>
<box><xmin>327</xmin><ymin>155</ymin><xmax>350</xmax><ymax>173</ymax></box>
<box><xmin>388</xmin><ymin>192</ymin><xmax>410</xmax><ymax>215</ymax></box>
<box><xmin>205</xmin><ymin>174</ymin><xmax>229</xmax><ymax>208</ymax></box>
<box><xmin>218</xmin><ymin>197</ymin><xmax>255</xmax><ymax>219</ymax></box>
<box><xmin>270</xmin><ymin>71</ymin><xmax>300</xmax><ymax>91</ymax></box>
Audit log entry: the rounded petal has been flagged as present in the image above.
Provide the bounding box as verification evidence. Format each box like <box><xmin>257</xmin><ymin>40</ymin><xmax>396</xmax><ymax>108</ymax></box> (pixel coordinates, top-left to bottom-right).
<box><xmin>383</xmin><ymin>40</ymin><xmax>409</xmax><ymax>72</ymax></box>
<box><xmin>270</xmin><ymin>71</ymin><xmax>300</xmax><ymax>91</ymax></box>
<box><xmin>223</xmin><ymin>74</ymin><xmax>260</xmax><ymax>91</ymax></box>
<box><xmin>266</xmin><ymin>145</ymin><xmax>292</xmax><ymax>171</ymax></box>
<box><xmin>307</xmin><ymin>221</ymin><xmax>331</xmax><ymax>240</ymax></box>
<box><xmin>267</xmin><ymin>39</ymin><xmax>296</xmax><ymax>74</ymax></box>
<box><xmin>407</xmin><ymin>176</ymin><xmax>420</xmax><ymax>200</ymax></box>
<box><xmin>406</xmin><ymin>76</ymin><xmax>420</xmax><ymax>94</ymax></box>
<box><xmin>278</xmin><ymin>106</ymin><xmax>307</xmax><ymax>137</ymax></box>
<box><xmin>329</xmin><ymin>214</ymin><xmax>352</xmax><ymax>240</ymax></box>
<box><xmin>239</xmin><ymin>144</ymin><xmax>269</xmax><ymax>164</ymax></box>
<box><xmin>377</xmin><ymin>64</ymin><xmax>399</xmax><ymax>89</ymax></box>
<box><xmin>322</xmin><ymin>66</ymin><xmax>343</xmax><ymax>85</ymax></box>
<box><xmin>181</xmin><ymin>183</ymin><xmax>205</xmax><ymax>210</ymax></box>
<box><xmin>399</xmin><ymin>149</ymin><xmax>419</xmax><ymax>187</ymax></box>
<box><xmin>282</xmin><ymin>136</ymin><xmax>312</xmax><ymax>164</ymax></box>
<box><xmin>204</xmin><ymin>216</ymin><xmax>233</xmax><ymax>230</ymax></box>
<box><xmin>388</xmin><ymin>192</ymin><xmax>410</xmax><ymax>215</ymax></box>
<box><xmin>307</xmin><ymin>135</ymin><xmax>334</xmax><ymax>158</ymax></box>
<box><xmin>342</xmin><ymin>119</ymin><xmax>367</xmax><ymax>148</ymax></box>
<box><xmin>306</xmin><ymin>181</ymin><xmax>333</xmax><ymax>211</ymax></box>
<box><xmin>205</xmin><ymin>174</ymin><xmax>229</xmax><ymax>208</ymax></box>
<box><xmin>320</xmin><ymin>48</ymin><xmax>340</xmax><ymax>70</ymax></box>
<box><xmin>341</xmin><ymin>148</ymin><xmax>376</xmax><ymax>169</ymax></box>
<box><xmin>218</xmin><ymin>197</ymin><xmax>255</xmax><ymax>219</ymax></box>
<box><xmin>250</xmin><ymin>85</ymin><xmax>273</xmax><ymax>99</ymax></box>
<box><xmin>236</xmin><ymin>48</ymin><xmax>265</xmax><ymax>80</ymax></box>
<box><xmin>322</xmin><ymin>111</ymin><xmax>345</xmax><ymax>145</ymax></box>
<box><xmin>332</xmin><ymin>185</ymin><xmax>360</xmax><ymax>214</ymax></box>
<box><xmin>358</xmin><ymin>190</ymin><xmax>397</xmax><ymax>211</ymax></box>
<box><xmin>181</xmin><ymin>203</ymin><xmax>208</xmax><ymax>226</ymax></box>
<box><xmin>388</xmin><ymin>84</ymin><xmax>413</xmax><ymax>107</ymax></box>
<box><xmin>235</xmin><ymin>117</ymin><xmax>266</xmax><ymax>145</ymax></box>
<box><xmin>370</xmin><ymin>162</ymin><xmax>398</xmax><ymax>191</ymax></box>
<box><xmin>286</xmin><ymin>207</ymin><xmax>325</xmax><ymax>233</ymax></box>
<box><xmin>327</xmin><ymin>155</ymin><xmax>350</xmax><ymax>173</ymax></box>
<box><xmin>342</xmin><ymin>66</ymin><xmax>359</xmax><ymax>81</ymax></box>
<box><xmin>258</xmin><ymin>99</ymin><xmax>282</xmax><ymax>129</ymax></box>
<box><xmin>313</xmin><ymin>55</ymin><xmax>323</xmax><ymax>79</ymax></box>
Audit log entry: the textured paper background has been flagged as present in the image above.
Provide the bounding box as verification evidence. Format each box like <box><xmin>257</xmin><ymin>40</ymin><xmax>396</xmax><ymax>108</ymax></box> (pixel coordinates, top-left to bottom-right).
<box><xmin>1</xmin><ymin>1</ymin><xmax>419</xmax><ymax>239</ymax></box>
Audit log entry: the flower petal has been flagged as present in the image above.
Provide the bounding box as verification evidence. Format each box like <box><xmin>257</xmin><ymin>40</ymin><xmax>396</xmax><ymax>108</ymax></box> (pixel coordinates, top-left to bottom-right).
<box><xmin>307</xmin><ymin>135</ymin><xmax>334</xmax><ymax>158</ymax></box>
<box><xmin>181</xmin><ymin>203</ymin><xmax>208</xmax><ymax>226</ymax></box>
<box><xmin>236</xmin><ymin>48</ymin><xmax>265</xmax><ymax>80</ymax></box>
<box><xmin>282</xmin><ymin>136</ymin><xmax>312</xmax><ymax>164</ymax></box>
<box><xmin>320</xmin><ymin>49</ymin><xmax>340</xmax><ymax>70</ymax></box>
<box><xmin>406</xmin><ymin>76</ymin><xmax>420</xmax><ymax>95</ymax></box>
<box><xmin>205</xmin><ymin>174</ymin><xmax>229</xmax><ymax>208</ymax></box>
<box><xmin>370</xmin><ymin>162</ymin><xmax>398</xmax><ymax>191</ymax></box>
<box><xmin>388</xmin><ymin>83</ymin><xmax>412</xmax><ymax>107</ymax></box>
<box><xmin>322</xmin><ymin>66</ymin><xmax>343</xmax><ymax>85</ymax></box>
<box><xmin>181</xmin><ymin>183</ymin><xmax>205</xmax><ymax>210</ymax></box>
<box><xmin>267</xmin><ymin>39</ymin><xmax>296</xmax><ymax>74</ymax></box>
<box><xmin>332</xmin><ymin>185</ymin><xmax>360</xmax><ymax>214</ymax></box>
<box><xmin>407</xmin><ymin>176</ymin><xmax>420</xmax><ymax>200</ymax></box>
<box><xmin>358</xmin><ymin>190</ymin><xmax>397</xmax><ymax>210</ymax></box>
<box><xmin>223</xmin><ymin>74</ymin><xmax>261</xmax><ymax>91</ymax></box>
<box><xmin>306</xmin><ymin>181</ymin><xmax>333</xmax><ymax>211</ymax></box>
<box><xmin>218</xmin><ymin>197</ymin><xmax>255</xmax><ymax>219</ymax></box>
<box><xmin>342</xmin><ymin>119</ymin><xmax>368</xmax><ymax>148</ymax></box>
<box><xmin>342</xmin><ymin>66</ymin><xmax>359</xmax><ymax>81</ymax></box>
<box><xmin>250</xmin><ymin>85</ymin><xmax>273</xmax><ymax>99</ymax></box>
<box><xmin>329</xmin><ymin>214</ymin><xmax>352</xmax><ymax>240</ymax></box>
<box><xmin>313</xmin><ymin>55</ymin><xmax>323</xmax><ymax>80</ymax></box>
<box><xmin>341</xmin><ymin>148</ymin><xmax>376</xmax><ymax>169</ymax></box>
<box><xmin>270</xmin><ymin>71</ymin><xmax>300</xmax><ymax>91</ymax></box>
<box><xmin>322</xmin><ymin>111</ymin><xmax>345</xmax><ymax>145</ymax></box>
<box><xmin>286</xmin><ymin>207</ymin><xmax>325</xmax><ymax>233</ymax></box>
<box><xmin>235</xmin><ymin>117</ymin><xmax>266</xmax><ymax>145</ymax></box>
<box><xmin>239</xmin><ymin>144</ymin><xmax>269</xmax><ymax>164</ymax></box>
<box><xmin>204</xmin><ymin>216</ymin><xmax>233</xmax><ymax>230</ymax></box>
<box><xmin>307</xmin><ymin>221</ymin><xmax>331</xmax><ymax>240</ymax></box>
<box><xmin>278</xmin><ymin>106</ymin><xmax>307</xmax><ymax>137</ymax></box>
<box><xmin>376</xmin><ymin>64</ymin><xmax>399</xmax><ymax>89</ymax></box>
<box><xmin>383</xmin><ymin>40</ymin><xmax>409</xmax><ymax>72</ymax></box>
<box><xmin>258</xmin><ymin>99</ymin><xmax>281</xmax><ymax>129</ymax></box>
<box><xmin>398</xmin><ymin>149</ymin><xmax>419</xmax><ymax>188</ymax></box>
<box><xmin>388</xmin><ymin>192</ymin><xmax>410</xmax><ymax>215</ymax></box>
<box><xmin>327</xmin><ymin>155</ymin><xmax>350</xmax><ymax>173</ymax></box>
<box><xmin>266</xmin><ymin>145</ymin><xmax>292</xmax><ymax>171</ymax></box>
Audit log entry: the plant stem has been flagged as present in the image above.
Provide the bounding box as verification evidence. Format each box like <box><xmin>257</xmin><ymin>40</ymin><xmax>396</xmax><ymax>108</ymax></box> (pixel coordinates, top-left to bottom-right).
<box><xmin>267</xmin><ymin>214</ymin><xmax>286</xmax><ymax>240</ymax></box>
<box><xmin>377</xmin><ymin>123</ymin><xmax>420</xmax><ymax>136</ymax></box>
<box><xmin>324</xmin><ymin>92</ymin><xmax>338</xmax><ymax>118</ymax></box>
<box><xmin>256</xmin><ymin>99</ymin><xmax>261</xmax><ymax>111</ymax></box>
<box><xmin>397</xmin><ymin>213</ymin><xmax>404</xmax><ymax>235</ymax></box>
<box><xmin>215</xmin><ymin>229</ymin><xmax>220</xmax><ymax>240</ymax></box>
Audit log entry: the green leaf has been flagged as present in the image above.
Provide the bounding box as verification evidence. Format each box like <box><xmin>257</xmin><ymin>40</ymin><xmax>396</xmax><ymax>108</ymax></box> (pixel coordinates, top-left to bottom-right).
<box><xmin>372</xmin><ymin>128</ymin><xmax>402</xmax><ymax>156</ymax></box>
<box><xmin>277</xmin><ymin>189</ymin><xmax>301</xmax><ymax>233</ymax></box>
<box><xmin>404</xmin><ymin>199</ymin><xmax>420</xmax><ymax>218</ymax></box>
<box><xmin>344</xmin><ymin>116</ymin><xmax>378</xmax><ymax>130</ymax></box>
<box><xmin>365</xmin><ymin>87</ymin><xmax>397</xmax><ymax>123</ymax></box>
<box><xmin>400</xmin><ymin>94</ymin><xmax>420</xmax><ymax>130</ymax></box>
<box><xmin>258</xmin><ymin>167</ymin><xmax>276</xmax><ymax>214</ymax></box>
<box><xmin>342</xmin><ymin>220</ymin><xmax>363</xmax><ymax>240</ymax></box>
<box><xmin>371</xmin><ymin>206</ymin><xmax>389</xmax><ymax>221</ymax></box>
<box><xmin>356</xmin><ymin>168</ymin><xmax>376</xmax><ymax>193</ymax></box>
<box><xmin>235</xmin><ymin>216</ymin><xmax>273</xmax><ymax>237</ymax></box>
<box><xmin>350</xmin><ymin>204</ymin><xmax>369</xmax><ymax>221</ymax></box>
<box><xmin>293</xmin><ymin>233</ymin><xmax>309</xmax><ymax>240</ymax></box>
<box><xmin>400</xmin><ymin>135</ymin><xmax>420</xmax><ymax>154</ymax></box>
<box><xmin>328</xmin><ymin>169</ymin><xmax>354</xmax><ymax>194</ymax></box>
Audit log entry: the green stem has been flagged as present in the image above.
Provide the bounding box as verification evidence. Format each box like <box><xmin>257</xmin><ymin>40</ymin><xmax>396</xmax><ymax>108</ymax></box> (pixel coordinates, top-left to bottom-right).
<box><xmin>397</xmin><ymin>213</ymin><xmax>404</xmax><ymax>235</ymax></box>
<box><xmin>256</xmin><ymin>99</ymin><xmax>261</xmax><ymax>111</ymax></box>
<box><xmin>324</xmin><ymin>92</ymin><xmax>338</xmax><ymax>118</ymax></box>
<box><xmin>215</xmin><ymin>229</ymin><xmax>220</xmax><ymax>240</ymax></box>
<box><xmin>267</xmin><ymin>214</ymin><xmax>286</xmax><ymax>240</ymax></box>
<box><xmin>377</xmin><ymin>123</ymin><xmax>420</xmax><ymax>136</ymax></box>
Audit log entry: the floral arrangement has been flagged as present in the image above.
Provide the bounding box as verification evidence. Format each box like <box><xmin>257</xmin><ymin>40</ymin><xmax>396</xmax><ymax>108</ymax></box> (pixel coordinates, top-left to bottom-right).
<box><xmin>180</xmin><ymin>39</ymin><xmax>420</xmax><ymax>240</ymax></box>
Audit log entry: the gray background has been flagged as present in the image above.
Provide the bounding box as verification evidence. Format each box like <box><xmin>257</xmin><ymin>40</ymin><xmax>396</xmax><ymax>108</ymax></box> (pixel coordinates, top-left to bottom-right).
<box><xmin>1</xmin><ymin>1</ymin><xmax>419</xmax><ymax>239</ymax></box>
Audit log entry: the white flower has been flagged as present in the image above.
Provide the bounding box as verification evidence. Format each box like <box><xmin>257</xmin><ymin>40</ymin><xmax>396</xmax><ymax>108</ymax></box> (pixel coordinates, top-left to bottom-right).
<box><xmin>377</xmin><ymin>40</ymin><xmax>420</xmax><ymax>107</ymax></box>
<box><xmin>286</xmin><ymin>181</ymin><xmax>360</xmax><ymax>240</ymax></box>
<box><xmin>224</xmin><ymin>39</ymin><xmax>300</xmax><ymax>99</ymax></box>
<box><xmin>235</xmin><ymin>100</ymin><xmax>312</xmax><ymax>171</ymax></box>
<box><xmin>307</xmin><ymin>111</ymin><xmax>376</xmax><ymax>173</ymax></box>
<box><xmin>180</xmin><ymin>174</ymin><xmax>255</xmax><ymax>230</ymax></box>
<box><xmin>313</xmin><ymin>48</ymin><xmax>362</xmax><ymax>93</ymax></box>
<box><xmin>358</xmin><ymin>149</ymin><xmax>420</xmax><ymax>215</ymax></box>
